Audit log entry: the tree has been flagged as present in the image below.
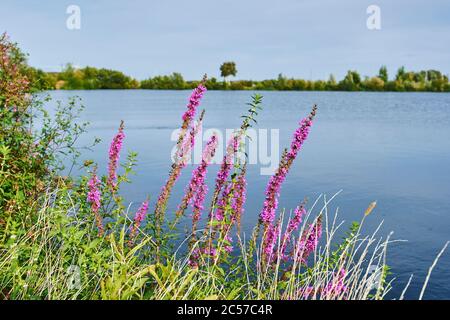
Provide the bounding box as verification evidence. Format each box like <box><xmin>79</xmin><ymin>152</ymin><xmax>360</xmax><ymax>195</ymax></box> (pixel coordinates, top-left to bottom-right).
<box><xmin>327</xmin><ymin>74</ymin><xmax>337</xmax><ymax>90</ymax></box>
<box><xmin>364</xmin><ymin>76</ymin><xmax>385</xmax><ymax>91</ymax></box>
<box><xmin>396</xmin><ymin>66</ymin><xmax>405</xmax><ymax>81</ymax></box>
<box><xmin>378</xmin><ymin>66</ymin><xmax>388</xmax><ymax>82</ymax></box>
<box><xmin>338</xmin><ymin>70</ymin><xmax>361</xmax><ymax>91</ymax></box>
<box><xmin>220</xmin><ymin>61</ymin><xmax>237</xmax><ymax>83</ymax></box>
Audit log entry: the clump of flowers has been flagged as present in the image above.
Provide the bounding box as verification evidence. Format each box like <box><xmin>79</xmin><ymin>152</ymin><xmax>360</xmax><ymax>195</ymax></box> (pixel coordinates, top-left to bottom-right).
<box><xmin>107</xmin><ymin>120</ymin><xmax>125</xmax><ymax>192</ymax></box>
<box><xmin>280</xmin><ymin>204</ymin><xmax>307</xmax><ymax>259</ymax></box>
<box><xmin>129</xmin><ymin>200</ymin><xmax>149</xmax><ymax>245</ymax></box>
<box><xmin>294</xmin><ymin>215</ymin><xmax>323</xmax><ymax>264</ymax></box>
<box><xmin>176</xmin><ymin>134</ymin><xmax>219</xmax><ymax>234</ymax></box>
<box><xmin>259</xmin><ymin>105</ymin><xmax>317</xmax><ymax>229</ymax></box>
<box><xmin>87</xmin><ymin>168</ymin><xmax>103</xmax><ymax>236</ymax></box>
<box><xmin>155</xmin><ymin>77</ymin><xmax>208</xmax><ymax>221</ymax></box>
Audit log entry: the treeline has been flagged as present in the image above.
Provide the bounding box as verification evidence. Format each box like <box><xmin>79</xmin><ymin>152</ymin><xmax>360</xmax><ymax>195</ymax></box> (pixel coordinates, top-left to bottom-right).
<box><xmin>29</xmin><ymin>64</ymin><xmax>450</xmax><ymax>92</ymax></box>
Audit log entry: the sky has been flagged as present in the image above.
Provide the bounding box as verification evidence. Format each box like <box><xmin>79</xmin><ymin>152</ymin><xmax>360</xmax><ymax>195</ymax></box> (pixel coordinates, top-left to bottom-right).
<box><xmin>0</xmin><ymin>0</ymin><xmax>449</xmax><ymax>81</ymax></box>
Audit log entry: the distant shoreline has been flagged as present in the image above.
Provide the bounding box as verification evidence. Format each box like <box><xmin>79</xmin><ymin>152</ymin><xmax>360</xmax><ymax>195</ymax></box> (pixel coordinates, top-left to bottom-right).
<box><xmin>46</xmin><ymin>88</ymin><xmax>450</xmax><ymax>93</ymax></box>
<box><xmin>29</xmin><ymin>65</ymin><xmax>450</xmax><ymax>93</ymax></box>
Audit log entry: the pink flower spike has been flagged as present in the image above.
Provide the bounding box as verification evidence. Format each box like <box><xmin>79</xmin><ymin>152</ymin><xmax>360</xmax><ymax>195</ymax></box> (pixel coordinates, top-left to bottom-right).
<box><xmin>280</xmin><ymin>205</ymin><xmax>307</xmax><ymax>260</ymax></box>
<box><xmin>259</xmin><ymin>105</ymin><xmax>317</xmax><ymax>228</ymax></box>
<box><xmin>107</xmin><ymin>121</ymin><xmax>125</xmax><ymax>191</ymax></box>
<box><xmin>87</xmin><ymin>169</ymin><xmax>103</xmax><ymax>236</ymax></box>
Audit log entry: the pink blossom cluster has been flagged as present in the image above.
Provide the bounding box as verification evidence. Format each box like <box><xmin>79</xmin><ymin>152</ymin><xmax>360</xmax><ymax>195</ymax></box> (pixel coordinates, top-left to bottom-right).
<box><xmin>280</xmin><ymin>205</ymin><xmax>306</xmax><ymax>259</ymax></box>
<box><xmin>211</xmin><ymin>134</ymin><xmax>240</xmax><ymax>221</ymax></box>
<box><xmin>322</xmin><ymin>269</ymin><xmax>347</xmax><ymax>298</ymax></box>
<box><xmin>231</xmin><ymin>171</ymin><xmax>247</xmax><ymax>225</ymax></box>
<box><xmin>189</xmin><ymin>246</ymin><xmax>217</xmax><ymax>268</ymax></box>
<box><xmin>259</xmin><ymin>108</ymin><xmax>315</xmax><ymax>227</ymax></box>
<box><xmin>182</xmin><ymin>84</ymin><xmax>207</xmax><ymax>124</ymax></box>
<box><xmin>295</xmin><ymin>215</ymin><xmax>322</xmax><ymax>264</ymax></box>
<box><xmin>107</xmin><ymin>121</ymin><xmax>125</xmax><ymax>191</ymax></box>
<box><xmin>155</xmin><ymin>81</ymin><xmax>208</xmax><ymax>218</ymax></box>
<box><xmin>300</xmin><ymin>268</ymin><xmax>347</xmax><ymax>299</ymax></box>
<box><xmin>262</xmin><ymin>223</ymin><xmax>280</xmax><ymax>263</ymax></box>
<box><xmin>87</xmin><ymin>170</ymin><xmax>103</xmax><ymax>236</ymax></box>
<box><xmin>134</xmin><ymin>200</ymin><xmax>149</xmax><ymax>227</ymax></box>
<box><xmin>190</xmin><ymin>135</ymin><xmax>218</xmax><ymax>224</ymax></box>
<box><xmin>128</xmin><ymin>200</ymin><xmax>149</xmax><ymax>245</ymax></box>
<box><xmin>176</xmin><ymin>135</ymin><xmax>218</xmax><ymax>225</ymax></box>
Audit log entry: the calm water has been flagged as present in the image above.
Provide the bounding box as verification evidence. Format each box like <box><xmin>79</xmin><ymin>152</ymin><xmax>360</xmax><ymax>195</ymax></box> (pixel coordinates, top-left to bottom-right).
<box><xmin>46</xmin><ymin>90</ymin><xmax>450</xmax><ymax>299</ymax></box>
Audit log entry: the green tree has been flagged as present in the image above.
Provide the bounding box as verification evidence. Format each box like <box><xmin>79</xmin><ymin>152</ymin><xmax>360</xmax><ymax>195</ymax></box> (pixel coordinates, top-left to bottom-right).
<box><xmin>220</xmin><ymin>61</ymin><xmax>237</xmax><ymax>83</ymax></box>
<box><xmin>338</xmin><ymin>70</ymin><xmax>361</xmax><ymax>91</ymax></box>
<box><xmin>395</xmin><ymin>66</ymin><xmax>406</xmax><ymax>81</ymax></box>
<box><xmin>364</xmin><ymin>76</ymin><xmax>385</xmax><ymax>91</ymax></box>
<box><xmin>327</xmin><ymin>74</ymin><xmax>337</xmax><ymax>90</ymax></box>
<box><xmin>378</xmin><ymin>66</ymin><xmax>388</xmax><ymax>83</ymax></box>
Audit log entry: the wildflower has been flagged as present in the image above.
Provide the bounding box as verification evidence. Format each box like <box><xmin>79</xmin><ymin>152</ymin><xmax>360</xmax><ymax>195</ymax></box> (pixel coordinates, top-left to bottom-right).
<box><xmin>209</xmin><ymin>134</ymin><xmax>240</xmax><ymax>220</ymax></box>
<box><xmin>259</xmin><ymin>105</ymin><xmax>317</xmax><ymax>228</ymax></box>
<box><xmin>107</xmin><ymin>121</ymin><xmax>125</xmax><ymax>191</ymax></box>
<box><xmin>188</xmin><ymin>246</ymin><xmax>218</xmax><ymax>268</ymax></box>
<box><xmin>295</xmin><ymin>215</ymin><xmax>322</xmax><ymax>264</ymax></box>
<box><xmin>262</xmin><ymin>222</ymin><xmax>280</xmax><ymax>264</ymax></box>
<box><xmin>214</xmin><ymin>182</ymin><xmax>232</xmax><ymax>222</ymax></box>
<box><xmin>155</xmin><ymin>78</ymin><xmax>207</xmax><ymax>220</ymax></box>
<box><xmin>176</xmin><ymin>134</ymin><xmax>218</xmax><ymax>224</ymax></box>
<box><xmin>223</xmin><ymin>234</ymin><xmax>233</xmax><ymax>253</ymax></box>
<box><xmin>181</xmin><ymin>80</ymin><xmax>207</xmax><ymax>126</ymax></box>
<box><xmin>280</xmin><ymin>205</ymin><xmax>307</xmax><ymax>259</ymax></box>
<box><xmin>87</xmin><ymin>168</ymin><xmax>103</xmax><ymax>236</ymax></box>
<box><xmin>128</xmin><ymin>200</ymin><xmax>149</xmax><ymax>246</ymax></box>
<box><xmin>322</xmin><ymin>268</ymin><xmax>347</xmax><ymax>299</ymax></box>
<box><xmin>231</xmin><ymin>166</ymin><xmax>247</xmax><ymax>230</ymax></box>
<box><xmin>177</xmin><ymin>110</ymin><xmax>205</xmax><ymax>166</ymax></box>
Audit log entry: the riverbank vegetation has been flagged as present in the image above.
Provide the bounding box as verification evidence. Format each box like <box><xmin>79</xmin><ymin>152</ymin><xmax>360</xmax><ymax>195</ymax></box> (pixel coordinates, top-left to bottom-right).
<box><xmin>27</xmin><ymin>62</ymin><xmax>450</xmax><ymax>92</ymax></box>
<box><xmin>1</xmin><ymin>34</ymin><xmax>447</xmax><ymax>300</ymax></box>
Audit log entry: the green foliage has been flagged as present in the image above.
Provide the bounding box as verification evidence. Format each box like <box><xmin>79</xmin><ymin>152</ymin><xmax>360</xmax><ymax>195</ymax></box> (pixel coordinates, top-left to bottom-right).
<box><xmin>378</xmin><ymin>66</ymin><xmax>388</xmax><ymax>83</ymax></box>
<box><xmin>141</xmin><ymin>73</ymin><xmax>186</xmax><ymax>90</ymax></box>
<box><xmin>56</xmin><ymin>64</ymin><xmax>139</xmax><ymax>90</ymax></box>
<box><xmin>220</xmin><ymin>61</ymin><xmax>238</xmax><ymax>81</ymax></box>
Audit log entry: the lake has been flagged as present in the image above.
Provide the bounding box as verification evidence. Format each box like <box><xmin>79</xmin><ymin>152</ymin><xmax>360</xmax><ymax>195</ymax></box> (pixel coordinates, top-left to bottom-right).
<box><xmin>45</xmin><ymin>90</ymin><xmax>450</xmax><ymax>299</ymax></box>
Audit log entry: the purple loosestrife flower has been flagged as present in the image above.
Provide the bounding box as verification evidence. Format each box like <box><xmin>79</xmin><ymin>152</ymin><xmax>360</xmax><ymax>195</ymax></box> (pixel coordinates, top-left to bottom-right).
<box><xmin>87</xmin><ymin>169</ymin><xmax>103</xmax><ymax>236</ymax></box>
<box><xmin>280</xmin><ymin>205</ymin><xmax>307</xmax><ymax>259</ymax></box>
<box><xmin>188</xmin><ymin>246</ymin><xmax>218</xmax><ymax>268</ymax></box>
<box><xmin>214</xmin><ymin>182</ymin><xmax>232</xmax><ymax>222</ymax></box>
<box><xmin>155</xmin><ymin>78</ymin><xmax>207</xmax><ymax>219</ymax></box>
<box><xmin>209</xmin><ymin>134</ymin><xmax>240</xmax><ymax>219</ymax></box>
<box><xmin>176</xmin><ymin>135</ymin><xmax>218</xmax><ymax>221</ymax></box>
<box><xmin>223</xmin><ymin>234</ymin><xmax>233</xmax><ymax>253</ymax></box>
<box><xmin>190</xmin><ymin>135</ymin><xmax>218</xmax><ymax>226</ymax></box>
<box><xmin>107</xmin><ymin>121</ymin><xmax>125</xmax><ymax>192</ymax></box>
<box><xmin>259</xmin><ymin>105</ymin><xmax>317</xmax><ymax>228</ymax></box>
<box><xmin>322</xmin><ymin>268</ymin><xmax>347</xmax><ymax>299</ymax></box>
<box><xmin>182</xmin><ymin>82</ymin><xmax>207</xmax><ymax>124</ymax></box>
<box><xmin>129</xmin><ymin>200</ymin><xmax>149</xmax><ymax>246</ymax></box>
<box><xmin>231</xmin><ymin>168</ymin><xmax>247</xmax><ymax>230</ymax></box>
<box><xmin>262</xmin><ymin>222</ymin><xmax>280</xmax><ymax>265</ymax></box>
<box><xmin>177</xmin><ymin>110</ymin><xmax>205</xmax><ymax>166</ymax></box>
<box><xmin>295</xmin><ymin>215</ymin><xmax>322</xmax><ymax>265</ymax></box>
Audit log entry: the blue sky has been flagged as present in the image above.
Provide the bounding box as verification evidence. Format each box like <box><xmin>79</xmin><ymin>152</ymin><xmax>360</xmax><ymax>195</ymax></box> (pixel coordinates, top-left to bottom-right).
<box><xmin>1</xmin><ymin>0</ymin><xmax>449</xmax><ymax>80</ymax></box>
